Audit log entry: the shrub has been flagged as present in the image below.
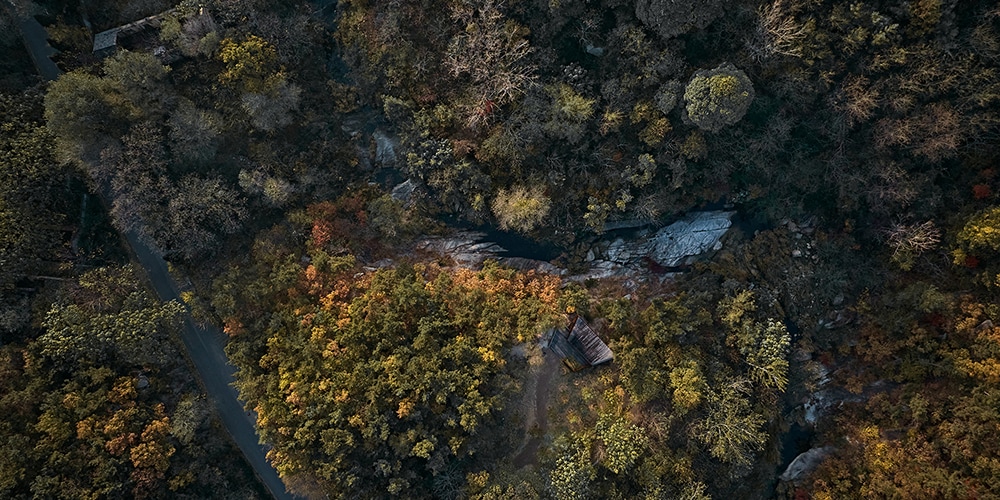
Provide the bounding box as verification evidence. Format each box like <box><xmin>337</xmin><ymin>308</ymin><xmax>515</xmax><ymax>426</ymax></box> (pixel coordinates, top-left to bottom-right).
<box><xmin>492</xmin><ymin>186</ymin><xmax>551</xmax><ymax>233</ymax></box>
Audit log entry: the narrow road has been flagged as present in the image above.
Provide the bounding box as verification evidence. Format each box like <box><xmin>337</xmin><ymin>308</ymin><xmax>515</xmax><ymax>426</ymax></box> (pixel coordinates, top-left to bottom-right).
<box><xmin>4</xmin><ymin>0</ymin><xmax>60</xmax><ymax>81</ymax></box>
<box><xmin>6</xmin><ymin>3</ymin><xmax>293</xmax><ymax>498</ymax></box>
<box><xmin>123</xmin><ymin>230</ymin><xmax>294</xmax><ymax>500</ymax></box>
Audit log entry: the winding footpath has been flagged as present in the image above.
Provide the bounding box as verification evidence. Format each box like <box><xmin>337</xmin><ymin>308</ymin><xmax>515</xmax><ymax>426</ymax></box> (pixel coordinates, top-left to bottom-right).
<box><xmin>6</xmin><ymin>3</ymin><xmax>293</xmax><ymax>498</ymax></box>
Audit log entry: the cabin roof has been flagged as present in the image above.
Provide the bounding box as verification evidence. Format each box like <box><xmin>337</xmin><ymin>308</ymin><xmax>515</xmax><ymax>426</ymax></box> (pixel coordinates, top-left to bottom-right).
<box><xmin>93</xmin><ymin>29</ymin><xmax>118</xmax><ymax>52</ymax></box>
<box><xmin>542</xmin><ymin>316</ymin><xmax>613</xmax><ymax>369</ymax></box>
<box><xmin>92</xmin><ymin>8</ymin><xmax>176</xmax><ymax>52</ymax></box>
<box><xmin>568</xmin><ymin>317</ymin><xmax>614</xmax><ymax>365</ymax></box>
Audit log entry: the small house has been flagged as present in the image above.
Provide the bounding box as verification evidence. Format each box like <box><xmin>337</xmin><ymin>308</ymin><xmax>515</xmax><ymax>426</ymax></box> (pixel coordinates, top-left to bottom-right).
<box><xmin>93</xmin><ymin>8</ymin><xmax>177</xmax><ymax>54</ymax></box>
<box><xmin>542</xmin><ymin>316</ymin><xmax>614</xmax><ymax>371</ymax></box>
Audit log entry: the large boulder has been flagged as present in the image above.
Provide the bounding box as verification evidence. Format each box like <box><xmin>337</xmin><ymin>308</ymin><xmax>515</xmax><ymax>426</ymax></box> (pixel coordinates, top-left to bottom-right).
<box><xmin>780</xmin><ymin>446</ymin><xmax>835</xmax><ymax>483</ymax></box>
<box><xmin>647</xmin><ymin>210</ymin><xmax>734</xmax><ymax>267</ymax></box>
<box><xmin>418</xmin><ymin>211</ymin><xmax>734</xmax><ymax>279</ymax></box>
<box><xmin>583</xmin><ymin>211</ymin><xmax>734</xmax><ymax>279</ymax></box>
<box><xmin>373</xmin><ymin>129</ymin><xmax>399</xmax><ymax>168</ymax></box>
<box><xmin>417</xmin><ymin>231</ymin><xmax>505</xmax><ymax>268</ymax></box>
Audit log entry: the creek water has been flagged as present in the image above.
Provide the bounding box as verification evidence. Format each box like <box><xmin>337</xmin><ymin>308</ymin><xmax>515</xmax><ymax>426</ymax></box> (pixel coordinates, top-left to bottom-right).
<box><xmin>778</xmin><ymin>422</ymin><xmax>815</xmax><ymax>473</ymax></box>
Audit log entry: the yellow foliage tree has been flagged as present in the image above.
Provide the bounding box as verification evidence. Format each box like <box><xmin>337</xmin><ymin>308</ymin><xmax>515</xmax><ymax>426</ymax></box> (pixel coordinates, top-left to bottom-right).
<box><xmin>217</xmin><ymin>35</ymin><xmax>282</xmax><ymax>93</ymax></box>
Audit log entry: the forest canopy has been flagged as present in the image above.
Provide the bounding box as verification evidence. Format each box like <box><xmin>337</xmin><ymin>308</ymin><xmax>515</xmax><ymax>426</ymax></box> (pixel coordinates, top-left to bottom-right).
<box><xmin>216</xmin><ymin>243</ymin><xmax>563</xmax><ymax>497</ymax></box>
<box><xmin>5</xmin><ymin>0</ymin><xmax>1000</xmax><ymax>498</ymax></box>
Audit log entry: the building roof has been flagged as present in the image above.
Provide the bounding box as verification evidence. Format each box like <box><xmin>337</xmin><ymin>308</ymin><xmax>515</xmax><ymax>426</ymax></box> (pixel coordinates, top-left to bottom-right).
<box><xmin>542</xmin><ymin>316</ymin><xmax>614</xmax><ymax>370</ymax></box>
<box><xmin>92</xmin><ymin>8</ymin><xmax>176</xmax><ymax>52</ymax></box>
<box><xmin>568</xmin><ymin>316</ymin><xmax>614</xmax><ymax>365</ymax></box>
<box><xmin>93</xmin><ymin>29</ymin><xmax>119</xmax><ymax>52</ymax></box>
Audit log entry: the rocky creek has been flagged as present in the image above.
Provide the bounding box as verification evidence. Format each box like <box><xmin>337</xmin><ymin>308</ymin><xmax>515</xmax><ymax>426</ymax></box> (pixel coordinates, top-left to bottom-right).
<box><xmin>413</xmin><ymin>210</ymin><xmax>736</xmax><ymax>281</ymax></box>
<box><xmin>348</xmin><ymin>113</ymin><xmax>856</xmax><ymax>490</ymax></box>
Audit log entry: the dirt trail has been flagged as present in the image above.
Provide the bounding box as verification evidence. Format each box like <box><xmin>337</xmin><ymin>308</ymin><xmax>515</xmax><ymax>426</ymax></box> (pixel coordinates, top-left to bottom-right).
<box><xmin>513</xmin><ymin>352</ymin><xmax>560</xmax><ymax>467</ymax></box>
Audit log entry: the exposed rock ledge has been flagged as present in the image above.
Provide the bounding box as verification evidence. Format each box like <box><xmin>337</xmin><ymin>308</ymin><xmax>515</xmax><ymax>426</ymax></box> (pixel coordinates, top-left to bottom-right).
<box><xmin>416</xmin><ymin>211</ymin><xmax>735</xmax><ymax>279</ymax></box>
<box><xmin>584</xmin><ymin>211</ymin><xmax>735</xmax><ymax>279</ymax></box>
<box><xmin>780</xmin><ymin>446</ymin><xmax>835</xmax><ymax>483</ymax></box>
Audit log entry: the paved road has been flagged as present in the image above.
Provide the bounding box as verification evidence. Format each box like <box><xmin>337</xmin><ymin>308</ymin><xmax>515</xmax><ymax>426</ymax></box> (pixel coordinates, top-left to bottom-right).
<box><xmin>122</xmin><ymin>230</ymin><xmax>295</xmax><ymax>500</ymax></box>
<box><xmin>6</xmin><ymin>3</ymin><xmax>293</xmax><ymax>498</ymax></box>
<box><xmin>4</xmin><ymin>0</ymin><xmax>60</xmax><ymax>80</ymax></box>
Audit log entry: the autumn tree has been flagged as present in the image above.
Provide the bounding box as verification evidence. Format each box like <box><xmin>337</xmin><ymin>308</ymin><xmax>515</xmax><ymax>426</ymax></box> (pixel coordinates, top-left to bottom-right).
<box><xmin>0</xmin><ymin>259</ymin><xmax>267</xmax><ymax>498</ymax></box>
<box><xmin>669</xmin><ymin>359</ymin><xmax>708</xmax><ymax>412</ymax></box>
<box><xmin>444</xmin><ymin>0</ymin><xmax>535</xmax><ymax>125</ymax></box>
<box><xmin>951</xmin><ymin>299</ymin><xmax>1000</xmax><ymax>384</ymax></box>
<box><xmin>38</xmin><ymin>266</ymin><xmax>184</xmax><ymax>370</ymax></box>
<box><xmin>44</xmin><ymin>71</ymin><xmax>121</xmax><ymax>161</ymax></box>
<box><xmin>44</xmin><ymin>50</ymin><xmax>173</xmax><ymax>163</ymax></box>
<box><xmin>491</xmin><ymin>185</ymin><xmax>551</xmax><ymax>233</ymax></box>
<box><xmin>747</xmin><ymin>0</ymin><xmax>807</xmax><ymax>61</ymax></box>
<box><xmin>810</xmin><ymin>382</ymin><xmax>1000</xmax><ymax>497</ymax></box>
<box><xmin>618</xmin><ymin>294</ymin><xmax>710</xmax><ymax>405</ymax></box>
<box><xmin>221</xmin><ymin>257</ymin><xmax>561</xmax><ymax>498</ymax></box>
<box><xmin>404</xmin><ymin>136</ymin><xmax>491</xmax><ymax>218</ymax></box>
<box><xmin>549</xmin><ymin>434</ymin><xmax>593</xmax><ymax>500</ymax></box>
<box><xmin>683</xmin><ymin>63</ymin><xmax>755</xmax><ymax>132</ymax></box>
<box><xmin>0</xmin><ymin>92</ymin><xmax>64</xmax><ymax>336</ymax></box>
<box><xmin>240</xmin><ymin>78</ymin><xmax>301</xmax><ymax>132</ymax></box>
<box><xmin>99</xmin><ymin>122</ymin><xmax>171</xmax><ymax>242</ymax></box>
<box><xmin>693</xmin><ymin>379</ymin><xmax>767</xmax><ymax>469</ymax></box>
<box><xmin>954</xmin><ymin>207</ymin><xmax>1000</xmax><ymax>264</ymax></box>
<box><xmin>101</xmin><ymin>50</ymin><xmax>172</xmax><ymax>121</ymax></box>
<box><xmin>544</xmin><ymin>84</ymin><xmax>597</xmax><ymax>144</ymax></box>
<box><xmin>217</xmin><ymin>35</ymin><xmax>281</xmax><ymax>93</ymax></box>
<box><xmin>719</xmin><ymin>291</ymin><xmax>790</xmax><ymax>391</ymax></box>
<box><xmin>159</xmin><ymin>3</ymin><xmax>220</xmax><ymax>58</ymax></box>
<box><xmin>886</xmin><ymin>220</ymin><xmax>940</xmax><ymax>270</ymax></box>
<box><xmin>167</xmin><ymin>98</ymin><xmax>221</xmax><ymax>165</ymax></box>
<box><xmin>217</xmin><ymin>35</ymin><xmax>301</xmax><ymax>131</ymax></box>
<box><xmin>594</xmin><ymin>393</ymin><xmax>648</xmax><ymax>475</ymax></box>
<box><xmin>159</xmin><ymin>175</ymin><xmax>248</xmax><ymax>260</ymax></box>
<box><xmin>634</xmin><ymin>0</ymin><xmax>727</xmax><ymax>39</ymax></box>
<box><xmin>96</xmin><ymin>123</ymin><xmax>247</xmax><ymax>260</ymax></box>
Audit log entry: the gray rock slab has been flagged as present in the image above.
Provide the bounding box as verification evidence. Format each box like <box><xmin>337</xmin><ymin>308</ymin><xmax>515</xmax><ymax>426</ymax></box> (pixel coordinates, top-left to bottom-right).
<box><xmin>498</xmin><ymin>257</ymin><xmax>567</xmax><ymax>275</ymax></box>
<box><xmin>391</xmin><ymin>179</ymin><xmax>416</xmax><ymax>204</ymax></box>
<box><xmin>780</xmin><ymin>446</ymin><xmax>835</xmax><ymax>482</ymax></box>
<box><xmin>417</xmin><ymin>232</ymin><xmax>507</xmax><ymax>268</ymax></box>
<box><xmin>373</xmin><ymin>129</ymin><xmax>399</xmax><ymax>168</ymax></box>
<box><xmin>648</xmin><ymin>211</ymin><xmax>735</xmax><ymax>267</ymax></box>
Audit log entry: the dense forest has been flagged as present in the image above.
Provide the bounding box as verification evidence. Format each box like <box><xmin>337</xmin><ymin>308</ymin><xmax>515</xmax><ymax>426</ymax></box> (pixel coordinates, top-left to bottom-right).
<box><xmin>4</xmin><ymin>0</ymin><xmax>1000</xmax><ymax>498</ymax></box>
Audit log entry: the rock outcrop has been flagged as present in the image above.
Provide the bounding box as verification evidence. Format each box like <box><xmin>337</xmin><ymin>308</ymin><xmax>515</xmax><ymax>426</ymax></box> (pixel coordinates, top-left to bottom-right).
<box><xmin>581</xmin><ymin>211</ymin><xmax>734</xmax><ymax>279</ymax></box>
<box><xmin>780</xmin><ymin>446</ymin><xmax>835</xmax><ymax>483</ymax></box>
<box><xmin>646</xmin><ymin>210</ymin><xmax>734</xmax><ymax>266</ymax></box>
<box><xmin>416</xmin><ymin>211</ymin><xmax>734</xmax><ymax>280</ymax></box>
<box><xmin>373</xmin><ymin>129</ymin><xmax>399</xmax><ymax>169</ymax></box>
<box><xmin>390</xmin><ymin>179</ymin><xmax>417</xmax><ymax>205</ymax></box>
<box><xmin>416</xmin><ymin>232</ymin><xmax>508</xmax><ymax>269</ymax></box>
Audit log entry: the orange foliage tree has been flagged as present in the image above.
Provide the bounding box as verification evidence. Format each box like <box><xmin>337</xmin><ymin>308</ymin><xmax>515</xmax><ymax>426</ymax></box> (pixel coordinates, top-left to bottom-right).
<box><xmin>225</xmin><ymin>256</ymin><xmax>562</xmax><ymax>498</ymax></box>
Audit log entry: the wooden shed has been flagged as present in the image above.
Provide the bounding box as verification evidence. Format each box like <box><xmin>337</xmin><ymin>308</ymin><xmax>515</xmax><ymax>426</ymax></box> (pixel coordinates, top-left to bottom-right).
<box><xmin>93</xmin><ymin>8</ymin><xmax>177</xmax><ymax>53</ymax></box>
<box><xmin>542</xmin><ymin>316</ymin><xmax>614</xmax><ymax>371</ymax></box>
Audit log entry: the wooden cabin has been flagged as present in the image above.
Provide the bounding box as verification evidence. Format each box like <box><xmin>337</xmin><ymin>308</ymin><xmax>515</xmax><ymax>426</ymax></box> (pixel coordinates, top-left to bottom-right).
<box><xmin>542</xmin><ymin>316</ymin><xmax>614</xmax><ymax>371</ymax></box>
<box><xmin>93</xmin><ymin>8</ymin><xmax>177</xmax><ymax>53</ymax></box>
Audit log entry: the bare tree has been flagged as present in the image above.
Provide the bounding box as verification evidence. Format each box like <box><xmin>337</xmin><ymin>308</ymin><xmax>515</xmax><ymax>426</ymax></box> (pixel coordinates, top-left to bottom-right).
<box><xmin>837</xmin><ymin>76</ymin><xmax>881</xmax><ymax>125</ymax></box>
<box><xmin>444</xmin><ymin>0</ymin><xmax>535</xmax><ymax>127</ymax></box>
<box><xmin>747</xmin><ymin>0</ymin><xmax>807</xmax><ymax>62</ymax></box>
<box><xmin>886</xmin><ymin>220</ymin><xmax>941</xmax><ymax>270</ymax></box>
